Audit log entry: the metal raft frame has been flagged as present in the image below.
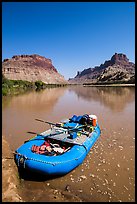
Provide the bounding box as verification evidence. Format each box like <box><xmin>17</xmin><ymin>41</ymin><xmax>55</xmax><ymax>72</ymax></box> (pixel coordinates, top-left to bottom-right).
<box><xmin>40</xmin><ymin>127</ymin><xmax>90</xmax><ymax>147</ymax></box>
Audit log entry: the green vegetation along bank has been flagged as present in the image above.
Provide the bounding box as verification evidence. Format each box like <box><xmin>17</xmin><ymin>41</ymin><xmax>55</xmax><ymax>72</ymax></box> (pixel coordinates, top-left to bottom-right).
<box><xmin>2</xmin><ymin>75</ymin><xmax>67</xmax><ymax>96</ymax></box>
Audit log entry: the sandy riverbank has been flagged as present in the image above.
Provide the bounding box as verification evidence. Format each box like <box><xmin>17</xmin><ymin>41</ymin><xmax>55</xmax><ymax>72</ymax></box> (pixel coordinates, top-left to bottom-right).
<box><xmin>2</xmin><ymin>136</ymin><xmax>82</xmax><ymax>202</ymax></box>
<box><xmin>83</xmin><ymin>83</ymin><xmax>135</xmax><ymax>87</ymax></box>
<box><xmin>2</xmin><ymin>136</ymin><xmax>23</xmax><ymax>202</ymax></box>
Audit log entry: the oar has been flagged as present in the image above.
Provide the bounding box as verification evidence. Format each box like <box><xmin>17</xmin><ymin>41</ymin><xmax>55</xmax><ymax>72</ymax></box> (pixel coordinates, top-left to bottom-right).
<box><xmin>27</xmin><ymin>130</ymin><xmax>66</xmax><ymax>138</ymax></box>
<box><xmin>26</xmin><ymin>126</ymin><xmax>88</xmax><ymax>142</ymax></box>
<box><xmin>27</xmin><ymin>126</ymin><xmax>88</xmax><ymax>137</ymax></box>
<box><xmin>35</xmin><ymin>118</ymin><xmax>90</xmax><ymax>136</ymax></box>
<box><xmin>25</xmin><ymin>120</ymin><xmax>88</xmax><ymax>143</ymax></box>
<box><xmin>24</xmin><ymin>131</ymin><xmax>61</xmax><ymax>143</ymax></box>
<box><xmin>25</xmin><ymin>128</ymin><xmax>71</xmax><ymax>143</ymax></box>
<box><xmin>35</xmin><ymin>118</ymin><xmax>87</xmax><ymax>130</ymax></box>
<box><xmin>35</xmin><ymin>119</ymin><xmax>57</xmax><ymax>126</ymax></box>
<box><xmin>26</xmin><ymin>131</ymin><xmax>88</xmax><ymax>150</ymax></box>
<box><xmin>26</xmin><ymin>131</ymin><xmax>62</xmax><ymax>139</ymax></box>
<box><xmin>28</xmin><ymin>128</ymin><xmax>89</xmax><ymax>137</ymax></box>
<box><xmin>24</xmin><ymin>132</ymin><xmax>44</xmax><ymax>143</ymax></box>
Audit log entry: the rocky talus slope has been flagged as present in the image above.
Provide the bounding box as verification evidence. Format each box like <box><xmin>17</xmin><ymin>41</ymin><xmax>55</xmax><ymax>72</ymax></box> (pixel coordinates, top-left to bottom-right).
<box><xmin>2</xmin><ymin>54</ymin><xmax>67</xmax><ymax>84</ymax></box>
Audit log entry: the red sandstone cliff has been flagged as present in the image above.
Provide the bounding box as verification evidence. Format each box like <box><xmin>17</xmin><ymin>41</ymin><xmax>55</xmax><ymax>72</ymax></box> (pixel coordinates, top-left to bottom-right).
<box><xmin>69</xmin><ymin>53</ymin><xmax>135</xmax><ymax>84</ymax></box>
<box><xmin>2</xmin><ymin>54</ymin><xmax>67</xmax><ymax>84</ymax></box>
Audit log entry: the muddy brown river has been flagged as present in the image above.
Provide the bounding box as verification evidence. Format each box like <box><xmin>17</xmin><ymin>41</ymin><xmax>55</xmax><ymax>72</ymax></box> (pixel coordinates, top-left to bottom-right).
<box><xmin>2</xmin><ymin>85</ymin><xmax>135</xmax><ymax>202</ymax></box>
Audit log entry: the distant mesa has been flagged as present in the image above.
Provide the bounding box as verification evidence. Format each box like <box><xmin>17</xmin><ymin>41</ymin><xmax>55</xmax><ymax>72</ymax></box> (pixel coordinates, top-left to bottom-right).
<box><xmin>68</xmin><ymin>53</ymin><xmax>135</xmax><ymax>84</ymax></box>
<box><xmin>2</xmin><ymin>54</ymin><xmax>67</xmax><ymax>84</ymax></box>
<box><xmin>2</xmin><ymin>53</ymin><xmax>135</xmax><ymax>85</ymax></box>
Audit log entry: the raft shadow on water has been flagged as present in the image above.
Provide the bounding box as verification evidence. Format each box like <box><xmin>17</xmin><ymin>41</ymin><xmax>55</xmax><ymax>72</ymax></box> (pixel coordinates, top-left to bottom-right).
<box><xmin>18</xmin><ymin>168</ymin><xmax>65</xmax><ymax>181</ymax></box>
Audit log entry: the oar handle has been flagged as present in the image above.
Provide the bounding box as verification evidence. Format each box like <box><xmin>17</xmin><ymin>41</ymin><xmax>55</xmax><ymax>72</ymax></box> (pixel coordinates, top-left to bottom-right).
<box><xmin>35</xmin><ymin>119</ymin><xmax>45</xmax><ymax>123</ymax></box>
<box><xmin>27</xmin><ymin>131</ymin><xmax>37</xmax><ymax>135</ymax></box>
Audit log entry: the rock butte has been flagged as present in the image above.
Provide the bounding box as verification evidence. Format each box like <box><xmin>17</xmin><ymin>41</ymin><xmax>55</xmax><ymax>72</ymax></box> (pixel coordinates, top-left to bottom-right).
<box><xmin>68</xmin><ymin>53</ymin><xmax>135</xmax><ymax>84</ymax></box>
<box><xmin>2</xmin><ymin>54</ymin><xmax>67</xmax><ymax>84</ymax></box>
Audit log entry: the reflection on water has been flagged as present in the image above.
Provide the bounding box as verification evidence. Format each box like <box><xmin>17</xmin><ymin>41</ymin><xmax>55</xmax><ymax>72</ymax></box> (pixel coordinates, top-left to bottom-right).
<box><xmin>2</xmin><ymin>86</ymin><xmax>135</xmax><ymax>202</ymax></box>
<box><xmin>2</xmin><ymin>88</ymin><xmax>67</xmax><ymax>113</ymax></box>
<box><xmin>68</xmin><ymin>86</ymin><xmax>135</xmax><ymax>112</ymax></box>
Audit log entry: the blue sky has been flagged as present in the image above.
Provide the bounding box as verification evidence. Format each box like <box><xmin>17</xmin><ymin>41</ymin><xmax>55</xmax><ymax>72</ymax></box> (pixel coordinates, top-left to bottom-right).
<box><xmin>2</xmin><ymin>2</ymin><xmax>135</xmax><ymax>80</ymax></box>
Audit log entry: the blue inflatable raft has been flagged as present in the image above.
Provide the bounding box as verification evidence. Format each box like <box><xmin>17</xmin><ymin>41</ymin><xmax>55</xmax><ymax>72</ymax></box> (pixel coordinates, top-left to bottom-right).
<box><xmin>14</xmin><ymin>114</ymin><xmax>101</xmax><ymax>176</ymax></box>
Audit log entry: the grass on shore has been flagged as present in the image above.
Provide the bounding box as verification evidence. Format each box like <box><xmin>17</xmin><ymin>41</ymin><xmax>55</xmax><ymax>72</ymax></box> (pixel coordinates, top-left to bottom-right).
<box><xmin>2</xmin><ymin>75</ymin><xmax>67</xmax><ymax>96</ymax></box>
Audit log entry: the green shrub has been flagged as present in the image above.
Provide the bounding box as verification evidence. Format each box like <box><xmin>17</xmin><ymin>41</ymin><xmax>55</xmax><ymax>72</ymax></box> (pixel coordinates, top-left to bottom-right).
<box><xmin>35</xmin><ymin>81</ymin><xmax>45</xmax><ymax>89</ymax></box>
<box><xmin>2</xmin><ymin>87</ymin><xmax>8</xmax><ymax>96</ymax></box>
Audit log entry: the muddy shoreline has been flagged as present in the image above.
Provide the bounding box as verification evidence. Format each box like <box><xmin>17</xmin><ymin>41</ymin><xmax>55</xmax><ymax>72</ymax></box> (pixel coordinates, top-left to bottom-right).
<box><xmin>2</xmin><ymin>136</ymin><xmax>23</xmax><ymax>202</ymax></box>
